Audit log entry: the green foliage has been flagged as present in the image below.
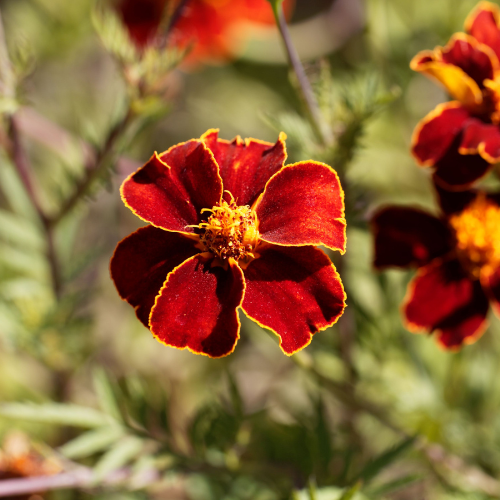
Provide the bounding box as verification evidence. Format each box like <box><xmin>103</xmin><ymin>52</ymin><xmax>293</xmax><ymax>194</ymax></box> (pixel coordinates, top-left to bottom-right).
<box><xmin>1</xmin><ymin>0</ymin><xmax>500</xmax><ymax>499</ymax></box>
<box><xmin>355</xmin><ymin>436</ymin><xmax>416</xmax><ymax>485</ymax></box>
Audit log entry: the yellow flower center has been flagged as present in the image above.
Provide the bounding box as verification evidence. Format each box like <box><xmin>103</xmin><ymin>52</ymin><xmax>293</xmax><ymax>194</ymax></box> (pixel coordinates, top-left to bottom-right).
<box><xmin>198</xmin><ymin>194</ymin><xmax>259</xmax><ymax>262</ymax></box>
<box><xmin>449</xmin><ymin>195</ymin><xmax>500</xmax><ymax>278</ymax></box>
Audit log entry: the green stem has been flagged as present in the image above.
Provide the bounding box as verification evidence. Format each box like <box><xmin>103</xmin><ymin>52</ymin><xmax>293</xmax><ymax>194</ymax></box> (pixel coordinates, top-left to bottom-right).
<box><xmin>271</xmin><ymin>1</ymin><xmax>330</xmax><ymax>146</ymax></box>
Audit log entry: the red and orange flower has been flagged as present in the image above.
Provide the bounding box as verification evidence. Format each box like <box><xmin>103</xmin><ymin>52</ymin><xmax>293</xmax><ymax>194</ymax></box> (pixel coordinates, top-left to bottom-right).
<box><xmin>372</xmin><ymin>186</ymin><xmax>500</xmax><ymax>349</ymax></box>
<box><xmin>110</xmin><ymin>129</ymin><xmax>346</xmax><ymax>357</ymax></box>
<box><xmin>410</xmin><ymin>2</ymin><xmax>500</xmax><ymax>189</ymax></box>
<box><xmin>116</xmin><ymin>0</ymin><xmax>293</xmax><ymax>63</ymax></box>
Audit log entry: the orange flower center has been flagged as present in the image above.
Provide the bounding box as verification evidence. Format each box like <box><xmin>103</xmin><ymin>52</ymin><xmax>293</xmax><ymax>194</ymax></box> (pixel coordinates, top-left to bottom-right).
<box><xmin>198</xmin><ymin>194</ymin><xmax>259</xmax><ymax>262</ymax></box>
<box><xmin>449</xmin><ymin>195</ymin><xmax>500</xmax><ymax>278</ymax></box>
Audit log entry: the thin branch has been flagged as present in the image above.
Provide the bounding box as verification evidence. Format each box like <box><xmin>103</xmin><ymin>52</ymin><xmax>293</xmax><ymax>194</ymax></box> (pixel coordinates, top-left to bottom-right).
<box><xmin>49</xmin><ymin>107</ymin><xmax>134</xmax><ymax>225</ymax></box>
<box><xmin>272</xmin><ymin>1</ymin><xmax>331</xmax><ymax>146</ymax></box>
<box><xmin>0</xmin><ymin>466</ymin><xmax>158</xmax><ymax>498</ymax></box>
<box><xmin>15</xmin><ymin>107</ymin><xmax>141</xmax><ymax>178</ymax></box>
<box><xmin>7</xmin><ymin>112</ymin><xmax>63</xmax><ymax>300</ymax></box>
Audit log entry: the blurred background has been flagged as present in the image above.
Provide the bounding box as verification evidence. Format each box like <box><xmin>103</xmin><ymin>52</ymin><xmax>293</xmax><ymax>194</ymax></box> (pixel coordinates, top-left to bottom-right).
<box><xmin>2</xmin><ymin>0</ymin><xmax>500</xmax><ymax>498</ymax></box>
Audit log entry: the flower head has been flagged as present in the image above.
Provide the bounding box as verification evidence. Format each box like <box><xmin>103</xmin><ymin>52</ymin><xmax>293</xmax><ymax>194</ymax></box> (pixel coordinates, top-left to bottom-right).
<box><xmin>111</xmin><ymin>130</ymin><xmax>346</xmax><ymax>357</ymax></box>
<box><xmin>116</xmin><ymin>0</ymin><xmax>294</xmax><ymax>64</ymax></box>
<box><xmin>410</xmin><ymin>2</ymin><xmax>500</xmax><ymax>189</ymax></box>
<box><xmin>372</xmin><ymin>186</ymin><xmax>500</xmax><ymax>349</ymax></box>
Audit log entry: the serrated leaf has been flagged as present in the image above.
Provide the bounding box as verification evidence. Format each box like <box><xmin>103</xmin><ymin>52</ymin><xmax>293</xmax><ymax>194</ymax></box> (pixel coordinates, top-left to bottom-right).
<box><xmin>93</xmin><ymin>435</ymin><xmax>144</xmax><ymax>480</ymax></box>
<box><xmin>0</xmin><ymin>403</ymin><xmax>113</xmax><ymax>428</ymax></box>
<box><xmin>59</xmin><ymin>425</ymin><xmax>125</xmax><ymax>459</ymax></box>
<box><xmin>357</xmin><ymin>437</ymin><xmax>416</xmax><ymax>485</ymax></box>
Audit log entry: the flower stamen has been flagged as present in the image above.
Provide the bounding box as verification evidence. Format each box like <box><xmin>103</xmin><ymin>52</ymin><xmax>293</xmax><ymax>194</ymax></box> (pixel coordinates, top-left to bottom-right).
<box><xmin>450</xmin><ymin>195</ymin><xmax>500</xmax><ymax>277</ymax></box>
<box><xmin>194</xmin><ymin>192</ymin><xmax>259</xmax><ymax>262</ymax></box>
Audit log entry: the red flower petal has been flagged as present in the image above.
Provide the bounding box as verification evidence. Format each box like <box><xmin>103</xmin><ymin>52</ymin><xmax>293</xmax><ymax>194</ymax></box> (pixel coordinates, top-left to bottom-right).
<box><xmin>149</xmin><ymin>255</ymin><xmax>245</xmax><ymax>358</ymax></box>
<box><xmin>465</xmin><ymin>2</ymin><xmax>500</xmax><ymax>60</ymax></box>
<box><xmin>433</xmin><ymin>180</ymin><xmax>477</xmax><ymax>215</ymax></box>
<box><xmin>410</xmin><ymin>34</ymin><xmax>498</xmax><ymax>107</ymax></box>
<box><xmin>172</xmin><ymin>0</ymin><xmax>294</xmax><ymax>64</ymax></box>
<box><xmin>110</xmin><ymin>225</ymin><xmax>200</xmax><ymax>327</ymax></box>
<box><xmin>433</xmin><ymin>133</ymin><xmax>492</xmax><ymax>189</ymax></box>
<box><xmin>201</xmin><ymin>129</ymin><xmax>287</xmax><ymax>207</ymax></box>
<box><xmin>372</xmin><ymin>207</ymin><xmax>452</xmax><ymax>269</ymax></box>
<box><xmin>242</xmin><ymin>245</ymin><xmax>346</xmax><ymax>355</ymax></box>
<box><xmin>411</xmin><ymin>102</ymin><xmax>470</xmax><ymax>166</ymax></box>
<box><xmin>459</xmin><ymin>118</ymin><xmax>500</xmax><ymax>162</ymax></box>
<box><xmin>121</xmin><ymin>140</ymin><xmax>223</xmax><ymax>233</ymax></box>
<box><xmin>255</xmin><ymin>162</ymin><xmax>346</xmax><ymax>252</ymax></box>
<box><xmin>404</xmin><ymin>259</ymin><xmax>489</xmax><ymax>349</ymax></box>
<box><xmin>439</xmin><ymin>34</ymin><xmax>498</xmax><ymax>86</ymax></box>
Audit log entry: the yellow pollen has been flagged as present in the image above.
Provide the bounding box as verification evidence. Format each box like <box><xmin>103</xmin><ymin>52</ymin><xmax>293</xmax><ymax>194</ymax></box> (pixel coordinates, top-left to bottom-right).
<box><xmin>449</xmin><ymin>195</ymin><xmax>500</xmax><ymax>278</ymax></box>
<box><xmin>196</xmin><ymin>193</ymin><xmax>259</xmax><ymax>262</ymax></box>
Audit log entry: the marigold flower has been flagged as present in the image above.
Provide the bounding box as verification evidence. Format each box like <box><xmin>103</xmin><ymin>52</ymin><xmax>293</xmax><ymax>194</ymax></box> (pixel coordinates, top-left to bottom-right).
<box><xmin>372</xmin><ymin>186</ymin><xmax>500</xmax><ymax>349</ymax></box>
<box><xmin>116</xmin><ymin>0</ymin><xmax>293</xmax><ymax>63</ymax></box>
<box><xmin>410</xmin><ymin>2</ymin><xmax>500</xmax><ymax>189</ymax></box>
<box><xmin>110</xmin><ymin>130</ymin><xmax>346</xmax><ymax>357</ymax></box>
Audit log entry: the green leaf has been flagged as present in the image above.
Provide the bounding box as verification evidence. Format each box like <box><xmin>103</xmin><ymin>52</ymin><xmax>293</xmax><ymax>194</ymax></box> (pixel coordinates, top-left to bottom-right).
<box><xmin>339</xmin><ymin>483</ymin><xmax>362</xmax><ymax>500</ymax></box>
<box><xmin>368</xmin><ymin>474</ymin><xmax>421</xmax><ymax>497</ymax></box>
<box><xmin>226</xmin><ymin>371</ymin><xmax>243</xmax><ymax>419</ymax></box>
<box><xmin>308</xmin><ymin>478</ymin><xmax>318</xmax><ymax>500</ymax></box>
<box><xmin>93</xmin><ymin>369</ymin><xmax>123</xmax><ymax>422</ymax></box>
<box><xmin>91</xmin><ymin>1</ymin><xmax>137</xmax><ymax>63</ymax></box>
<box><xmin>59</xmin><ymin>426</ymin><xmax>125</xmax><ymax>459</ymax></box>
<box><xmin>0</xmin><ymin>161</ymin><xmax>37</xmax><ymax>220</ymax></box>
<box><xmin>0</xmin><ymin>210</ymin><xmax>43</xmax><ymax>250</ymax></box>
<box><xmin>0</xmin><ymin>402</ymin><xmax>113</xmax><ymax>427</ymax></box>
<box><xmin>93</xmin><ymin>436</ymin><xmax>144</xmax><ymax>480</ymax></box>
<box><xmin>356</xmin><ymin>437</ymin><xmax>416</xmax><ymax>485</ymax></box>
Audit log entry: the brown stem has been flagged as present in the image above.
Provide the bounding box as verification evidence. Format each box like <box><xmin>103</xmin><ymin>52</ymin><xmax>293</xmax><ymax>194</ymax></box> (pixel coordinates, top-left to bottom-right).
<box><xmin>7</xmin><ymin>116</ymin><xmax>44</xmax><ymax>216</ymax></box>
<box><xmin>273</xmin><ymin>2</ymin><xmax>331</xmax><ymax>146</ymax></box>
<box><xmin>7</xmin><ymin>115</ymin><xmax>63</xmax><ymax>299</ymax></box>
<box><xmin>49</xmin><ymin>108</ymin><xmax>133</xmax><ymax>226</ymax></box>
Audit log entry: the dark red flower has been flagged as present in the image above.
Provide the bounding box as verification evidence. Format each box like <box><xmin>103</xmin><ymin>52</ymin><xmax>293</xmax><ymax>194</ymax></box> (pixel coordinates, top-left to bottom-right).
<box><xmin>410</xmin><ymin>2</ymin><xmax>500</xmax><ymax>190</ymax></box>
<box><xmin>115</xmin><ymin>0</ymin><xmax>294</xmax><ymax>63</ymax></box>
<box><xmin>372</xmin><ymin>188</ymin><xmax>500</xmax><ymax>349</ymax></box>
<box><xmin>111</xmin><ymin>129</ymin><xmax>346</xmax><ymax>357</ymax></box>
